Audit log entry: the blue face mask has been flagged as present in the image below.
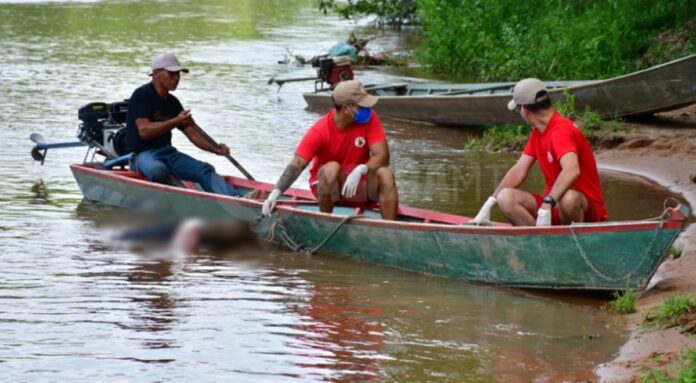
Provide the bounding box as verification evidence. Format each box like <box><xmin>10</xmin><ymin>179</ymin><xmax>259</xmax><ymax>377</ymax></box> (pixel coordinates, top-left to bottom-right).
<box><xmin>353</xmin><ymin>107</ymin><xmax>372</xmax><ymax>124</ymax></box>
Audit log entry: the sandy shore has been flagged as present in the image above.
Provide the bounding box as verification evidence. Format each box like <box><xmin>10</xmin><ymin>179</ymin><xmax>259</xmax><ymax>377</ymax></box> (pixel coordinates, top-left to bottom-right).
<box><xmin>592</xmin><ymin>104</ymin><xmax>696</xmax><ymax>381</ymax></box>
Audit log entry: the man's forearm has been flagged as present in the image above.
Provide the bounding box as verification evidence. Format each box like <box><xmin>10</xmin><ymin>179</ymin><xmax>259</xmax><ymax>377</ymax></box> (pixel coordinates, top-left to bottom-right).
<box><xmin>187</xmin><ymin>127</ymin><xmax>218</xmax><ymax>153</ymax></box>
<box><xmin>138</xmin><ymin>118</ymin><xmax>179</xmax><ymax>140</ymax></box>
<box><xmin>365</xmin><ymin>153</ymin><xmax>389</xmax><ymax>172</ymax></box>
<box><xmin>493</xmin><ymin>167</ymin><xmax>527</xmax><ymax>197</ymax></box>
<box><xmin>547</xmin><ymin>168</ymin><xmax>579</xmax><ymax>201</ymax></box>
<box><xmin>275</xmin><ymin>157</ymin><xmax>306</xmax><ymax>192</ymax></box>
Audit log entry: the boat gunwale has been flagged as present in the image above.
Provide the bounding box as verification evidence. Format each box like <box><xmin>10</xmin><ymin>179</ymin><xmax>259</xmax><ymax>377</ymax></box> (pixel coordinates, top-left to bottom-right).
<box><xmin>71</xmin><ymin>164</ymin><xmax>685</xmax><ymax>236</ymax></box>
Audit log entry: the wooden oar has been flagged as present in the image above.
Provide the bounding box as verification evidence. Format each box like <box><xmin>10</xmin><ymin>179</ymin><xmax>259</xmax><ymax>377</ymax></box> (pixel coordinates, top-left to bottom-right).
<box><xmin>191</xmin><ymin>123</ymin><xmax>255</xmax><ymax>181</ymax></box>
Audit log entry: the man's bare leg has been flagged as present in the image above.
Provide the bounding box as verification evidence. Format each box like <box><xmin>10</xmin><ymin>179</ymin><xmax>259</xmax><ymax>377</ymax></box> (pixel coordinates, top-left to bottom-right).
<box><xmin>317</xmin><ymin>162</ymin><xmax>342</xmax><ymax>213</ymax></box>
<box><xmin>558</xmin><ymin>189</ymin><xmax>588</xmax><ymax>224</ymax></box>
<box><xmin>496</xmin><ymin>188</ymin><xmax>538</xmax><ymax>226</ymax></box>
<box><xmin>367</xmin><ymin>167</ymin><xmax>398</xmax><ymax>220</ymax></box>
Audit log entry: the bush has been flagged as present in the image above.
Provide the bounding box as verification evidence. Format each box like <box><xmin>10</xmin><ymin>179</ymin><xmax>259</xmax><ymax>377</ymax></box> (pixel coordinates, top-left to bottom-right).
<box><xmin>605</xmin><ymin>289</ymin><xmax>638</xmax><ymax>315</ymax></box>
<box><xmin>644</xmin><ymin>293</ymin><xmax>696</xmax><ymax>328</ymax></box>
<box><xmin>464</xmin><ymin>124</ymin><xmax>530</xmax><ymax>152</ymax></box>
<box><xmin>641</xmin><ymin>349</ymin><xmax>696</xmax><ymax>382</ymax></box>
<box><xmin>416</xmin><ymin>0</ymin><xmax>696</xmax><ymax>81</ymax></box>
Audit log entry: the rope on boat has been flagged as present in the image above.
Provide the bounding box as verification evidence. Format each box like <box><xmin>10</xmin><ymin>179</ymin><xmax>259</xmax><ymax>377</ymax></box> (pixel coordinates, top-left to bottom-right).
<box><xmin>569</xmin><ymin>209</ymin><xmax>667</xmax><ymax>282</ymax></box>
<box><xmin>261</xmin><ymin>214</ymin><xmax>364</xmax><ymax>254</ymax></box>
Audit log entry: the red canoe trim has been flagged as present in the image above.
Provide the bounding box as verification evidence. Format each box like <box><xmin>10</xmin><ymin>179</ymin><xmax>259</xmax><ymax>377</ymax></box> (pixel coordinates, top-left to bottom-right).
<box><xmin>70</xmin><ymin>164</ymin><xmax>685</xmax><ymax>236</ymax></box>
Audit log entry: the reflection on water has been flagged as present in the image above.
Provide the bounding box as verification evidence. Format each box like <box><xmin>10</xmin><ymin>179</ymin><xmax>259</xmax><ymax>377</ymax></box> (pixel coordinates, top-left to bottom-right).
<box><xmin>126</xmin><ymin>261</ymin><xmax>178</xmax><ymax>342</ymax></box>
<box><xmin>0</xmin><ymin>0</ymin><xmax>686</xmax><ymax>381</ymax></box>
<box><xmin>293</xmin><ymin>283</ymin><xmax>385</xmax><ymax>382</ymax></box>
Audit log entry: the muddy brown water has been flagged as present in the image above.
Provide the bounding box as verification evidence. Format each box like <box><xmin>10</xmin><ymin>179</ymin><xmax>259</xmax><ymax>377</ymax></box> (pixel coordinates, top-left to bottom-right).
<box><xmin>0</xmin><ymin>1</ymin><xmax>688</xmax><ymax>381</ymax></box>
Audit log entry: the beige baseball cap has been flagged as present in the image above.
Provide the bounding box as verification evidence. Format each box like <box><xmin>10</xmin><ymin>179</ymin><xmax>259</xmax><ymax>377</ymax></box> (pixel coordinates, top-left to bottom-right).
<box><xmin>150</xmin><ymin>52</ymin><xmax>189</xmax><ymax>74</ymax></box>
<box><xmin>331</xmin><ymin>80</ymin><xmax>378</xmax><ymax>107</ymax></box>
<box><xmin>507</xmin><ymin>78</ymin><xmax>548</xmax><ymax>111</ymax></box>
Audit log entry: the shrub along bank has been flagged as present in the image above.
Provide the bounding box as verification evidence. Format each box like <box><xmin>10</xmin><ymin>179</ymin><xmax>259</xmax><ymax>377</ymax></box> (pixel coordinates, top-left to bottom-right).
<box><xmin>416</xmin><ymin>0</ymin><xmax>696</xmax><ymax>81</ymax></box>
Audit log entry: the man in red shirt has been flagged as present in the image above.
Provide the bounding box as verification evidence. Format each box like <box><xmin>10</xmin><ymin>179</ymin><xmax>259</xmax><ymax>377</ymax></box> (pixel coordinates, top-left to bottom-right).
<box><xmin>472</xmin><ymin>78</ymin><xmax>607</xmax><ymax>226</ymax></box>
<box><xmin>261</xmin><ymin>80</ymin><xmax>399</xmax><ymax>220</ymax></box>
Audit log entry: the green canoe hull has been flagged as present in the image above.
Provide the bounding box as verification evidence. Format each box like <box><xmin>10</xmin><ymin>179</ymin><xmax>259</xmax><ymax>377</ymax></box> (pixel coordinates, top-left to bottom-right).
<box><xmin>72</xmin><ymin>164</ymin><xmax>686</xmax><ymax>291</ymax></box>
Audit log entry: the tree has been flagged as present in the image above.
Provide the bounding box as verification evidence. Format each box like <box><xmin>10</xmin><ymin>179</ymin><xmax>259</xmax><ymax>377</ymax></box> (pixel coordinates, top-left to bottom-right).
<box><xmin>318</xmin><ymin>0</ymin><xmax>418</xmax><ymax>28</ymax></box>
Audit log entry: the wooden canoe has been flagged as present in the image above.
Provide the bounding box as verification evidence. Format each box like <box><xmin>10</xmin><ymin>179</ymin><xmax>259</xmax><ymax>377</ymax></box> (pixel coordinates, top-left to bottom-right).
<box><xmin>71</xmin><ymin>164</ymin><xmax>688</xmax><ymax>291</ymax></box>
<box><xmin>303</xmin><ymin>54</ymin><xmax>696</xmax><ymax>126</ymax></box>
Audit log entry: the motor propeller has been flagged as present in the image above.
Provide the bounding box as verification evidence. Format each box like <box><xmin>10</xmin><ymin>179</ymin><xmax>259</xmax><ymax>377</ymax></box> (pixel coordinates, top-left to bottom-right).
<box><xmin>29</xmin><ymin>133</ymin><xmax>86</xmax><ymax>165</ymax></box>
<box><xmin>30</xmin><ymin>133</ymin><xmax>47</xmax><ymax>163</ymax></box>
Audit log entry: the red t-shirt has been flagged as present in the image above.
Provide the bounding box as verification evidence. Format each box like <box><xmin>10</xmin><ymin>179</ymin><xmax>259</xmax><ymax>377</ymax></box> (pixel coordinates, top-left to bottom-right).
<box><xmin>295</xmin><ymin>110</ymin><xmax>386</xmax><ymax>186</ymax></box>
<box><xmin>523</xmin><ymin>112</ymin><xmax>608</xmax><ymax>221</ymax></box>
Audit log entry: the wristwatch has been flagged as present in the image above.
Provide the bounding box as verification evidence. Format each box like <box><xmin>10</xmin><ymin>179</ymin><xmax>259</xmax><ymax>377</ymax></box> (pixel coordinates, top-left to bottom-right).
<box><xmin>542</xmin><ymin>195</ymin><xmax>557</xmax><ymax>206</ymax></box>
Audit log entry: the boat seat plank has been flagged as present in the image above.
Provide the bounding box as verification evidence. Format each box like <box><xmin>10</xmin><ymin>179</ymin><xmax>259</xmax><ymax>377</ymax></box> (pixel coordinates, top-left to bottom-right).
<box><xmin>365</xmin><ymin>83</ymin><xmax>408</xmax><ymax>92</ymax></box>
<box><xmin>439</xmin><ymin>84</ymin><xmax>514</xmax><ymax>96</ymax></box>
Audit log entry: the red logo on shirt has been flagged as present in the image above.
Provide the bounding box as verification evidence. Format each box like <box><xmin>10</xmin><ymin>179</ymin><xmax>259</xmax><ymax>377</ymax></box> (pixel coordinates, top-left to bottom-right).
<box><xmin>354</xmin><ymin>136</ymin><xmax>366</xmax><ymax>148</ymax></box>
<box><xmin>547</xmin><ymin>151</ymin><xmax>553</xmax><ymax>163</ymax></box>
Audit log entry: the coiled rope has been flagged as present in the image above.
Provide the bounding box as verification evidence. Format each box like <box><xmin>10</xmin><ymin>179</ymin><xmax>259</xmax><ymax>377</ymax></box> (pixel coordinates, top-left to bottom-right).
<box><xmin>257</xmin><ymin>213</ymin><xmax>364</xmax><ymax>255</ymax></box>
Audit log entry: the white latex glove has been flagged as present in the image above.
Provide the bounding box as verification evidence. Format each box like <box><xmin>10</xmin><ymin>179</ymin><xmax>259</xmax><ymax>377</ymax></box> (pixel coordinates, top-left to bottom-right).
<box><xmin>262</xmin><ymin>189</ymin><xmax>281</xmax><ymax>217</ymax></box>
<box><xmin>536</xmin><ymin>207</ymin><xmax>552</xmax><ymax>226</ymax></box>
<box><xmin>472</xmin><ymin>196</ymin><xmax>497</xmax><ymax>223</ymax></box>
<box><xmin>341</xmin><ymin>164</ymin><xmax>367</xmax><ymax>198</ymax></box>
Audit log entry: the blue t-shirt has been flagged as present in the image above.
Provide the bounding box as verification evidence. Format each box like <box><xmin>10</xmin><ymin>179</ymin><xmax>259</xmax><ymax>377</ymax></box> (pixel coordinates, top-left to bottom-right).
<box><xmin>125</xmin><ymin>82</ymin><xmax>184</xmax><ymax>153</ymax></box>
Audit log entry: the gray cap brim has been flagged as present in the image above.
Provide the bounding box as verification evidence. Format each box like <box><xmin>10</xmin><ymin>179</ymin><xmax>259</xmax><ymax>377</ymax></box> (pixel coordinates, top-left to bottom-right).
<box><xmin>163</xmin><ymin>66</ymin><xmax>189</xmax><ymax>73</ymax></box>
<box><xmin>507</xmin><ymin>99</ymin><xmax>517</xmax><ymax>111</ymax></box>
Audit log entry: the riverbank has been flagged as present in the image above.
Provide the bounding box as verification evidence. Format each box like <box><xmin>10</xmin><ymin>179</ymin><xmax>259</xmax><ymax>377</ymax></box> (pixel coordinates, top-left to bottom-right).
<box><xmin>594</xmin><ymin>104</ymin><xmax>696</xmax><ymax>381</ymax></box>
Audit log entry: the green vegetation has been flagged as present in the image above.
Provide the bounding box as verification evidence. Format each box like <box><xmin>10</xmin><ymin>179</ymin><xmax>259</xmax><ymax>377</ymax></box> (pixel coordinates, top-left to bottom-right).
<box><xmin>417</xmin><ymin>0</ymin><xmax>696</xmax><ymax>81</ymax></box>
<box><xmin>318</xmin><ymin>0</ymin><xmax>418</xmax><ymax>27</ymax></box>
<box><xmin>644</xmin><ymin>293</ymin><xmax>696</xmax><ymax>328</ymax></box>
<box><xmin>671</xmin><ymin>246</ymin><xmax>683</xmax><ymax>259</ymax></box>
<box><xmin>604</xmin><ymin>289</ymin><xmax>637</xmax><ymax>315</ymax></box>
<box><xmin>640</xmin><ymin>349</ymin><xmax>696</xmax><ymax>382</ymax></box>
<box><xmin>464</xmin><ymin>124</ymin><xmax>530</xmax><ymax>152</ymax></box>
<box><xmin>319</xmin><ymin>1</ymin><xmax>694</xmax><ymax>80</ymax></box>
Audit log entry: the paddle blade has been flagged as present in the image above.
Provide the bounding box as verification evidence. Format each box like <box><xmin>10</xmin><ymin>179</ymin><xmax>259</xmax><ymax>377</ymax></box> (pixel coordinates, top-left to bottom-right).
<box><xmin>29</xmin><ymin>133</ymin><xmax>46</xmax><ymax>145</ymax></box>
<box><xmin>31</xmin><ymin>146</ymin><xmax>45</xmax><ymax>162</ymax></box>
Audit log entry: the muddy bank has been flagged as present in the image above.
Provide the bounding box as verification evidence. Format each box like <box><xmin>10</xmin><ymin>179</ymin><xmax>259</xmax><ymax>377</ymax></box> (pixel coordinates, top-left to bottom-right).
<box><xmin>594</xmin><ymin>104</ymin><xmax>696</xmax><ymax>381</ymax></box>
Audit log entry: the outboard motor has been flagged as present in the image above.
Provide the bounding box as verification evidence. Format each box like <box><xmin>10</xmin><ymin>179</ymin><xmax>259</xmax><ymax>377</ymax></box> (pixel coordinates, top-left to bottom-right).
<box><xmin>29</xmin><ymin>100</ymin><xmax>130</xmax><ymax>166</ymax></box>
<box><xmin>268</xmin><ymin>55</ymin><xmax>354</xmax><ymax>91</ymax></box>
<box><xmin>312</xmin><ymin>55</ymin><xmax>354</xmax><ymax>91</ymax></box>
<box><xmin>77</xmin><ymin>100</ymin><xmax>128</xmax><ymax>158</ymax></box>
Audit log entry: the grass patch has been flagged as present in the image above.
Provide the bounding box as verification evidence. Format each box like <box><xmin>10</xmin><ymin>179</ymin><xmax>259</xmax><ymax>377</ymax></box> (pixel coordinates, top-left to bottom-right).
<box><xmin>464</xmin><ymin>124</ymin><xmax>530</xmax><ymax>152</ymax></box>
<box><xmin>671</xmin><ymin>246</ymin><xmax>683</xmax><ymax>259</ymax></box>
<box><xmin>644</xmin><ymin>293</ymin><xmax>696</xmax><ymax>328</ymax></box>
<box><xmin>604</xmin><ymin>288</ymin><xmax>637</xmax><ymax>315</ymax></box>
<box><xmin>640</xmin><ymin>348</ymin><xmax>696</xmax><ymax>382</ymax></box>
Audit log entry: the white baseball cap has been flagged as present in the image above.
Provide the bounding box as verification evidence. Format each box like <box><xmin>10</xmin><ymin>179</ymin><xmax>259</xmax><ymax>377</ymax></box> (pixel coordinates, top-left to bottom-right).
<box><xmin>150</xmin><ymin>52</ymin><xmax>189</xmax><ymax>74</ymax></box>
<box><xmin>507</xmin><ymin>78</ymin><xmax>549</xmax><ymax>111</ymax></box>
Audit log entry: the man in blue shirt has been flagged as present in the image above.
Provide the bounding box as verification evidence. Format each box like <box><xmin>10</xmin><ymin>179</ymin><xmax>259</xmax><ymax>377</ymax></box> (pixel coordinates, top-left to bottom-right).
<box><xmin>125</xmin><ymin>52</ymin><xmax>238</xmax><ymax>196</ymax></box>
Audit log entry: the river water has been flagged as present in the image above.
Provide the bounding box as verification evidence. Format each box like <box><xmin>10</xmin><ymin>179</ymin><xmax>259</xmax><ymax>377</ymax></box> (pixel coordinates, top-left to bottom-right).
<box><xmin>0</xmin><ymin>1</ymin><xmax>686</xmax><ymax>382</ymax></box>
